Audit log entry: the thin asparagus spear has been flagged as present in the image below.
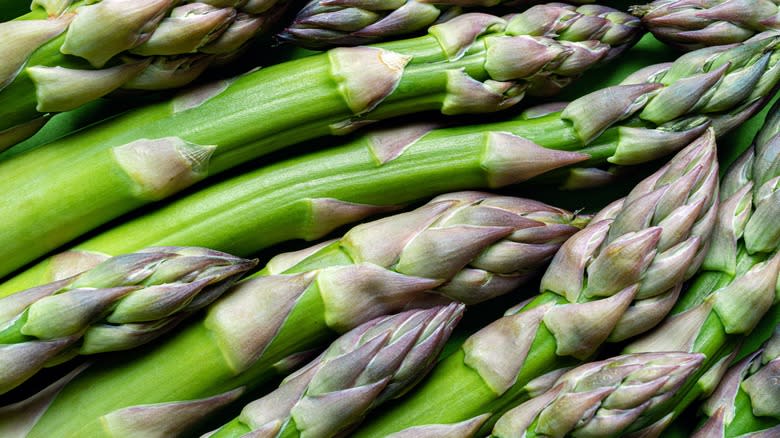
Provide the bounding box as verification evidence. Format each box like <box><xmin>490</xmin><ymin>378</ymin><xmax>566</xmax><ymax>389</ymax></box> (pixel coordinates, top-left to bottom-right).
<box><xmin>207</xmin><ymin>304</ymin><xmax>463</xmax><ymax>438</ymax></box>
<box><xmin>632</xmin><ymin>0</ymin><xmax>780</xmax><ymax>51</ymax></box>
<box><xmin>0</xmin><ymin>246</ymin><xmax>256</xmax><ymax>395</ymax></box>
<box><xmin>353</xmin><ymin>129</ymin><xmax>719</xmax><ymax>436</ymax></box>
<box><xmin>10</xmin><ymin>191</ymin><xmax>586</xmax><ymax>438</ymax></box>
<box><xmin>692</xmin><ymin>325</ymin><xmax>780</xmax><ymax>438</ymax></box>
<box><xmin>0</xmin><ymin>6</ymin><xmax>642</xmax><ymax>279</ymax></box>
<box><xmin>489</xmin><ymin>352</ymin><xmax>705</xmax><ymax>438</ymax></box>
<box><xmin>0</xmin><ymin>0</ymin><xmax>291</xmax><ymax>150</ymax></box>
<box><xmin>618</xmin><ymin>98</ymin><xmax>780</xmax><ymax>436</ymax></box>
<box><xmin>281</xmin><ymin>2</ymin><xmax>639</xmax><ymax>55</ymax></box>
<box><xmin>3</xmin><ymin>34</ymin><xmax>776</xmax><ymax>295</ymax></box>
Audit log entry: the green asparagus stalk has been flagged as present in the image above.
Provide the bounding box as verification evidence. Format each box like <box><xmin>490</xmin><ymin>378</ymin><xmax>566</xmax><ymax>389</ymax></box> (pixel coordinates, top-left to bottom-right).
<box><xmin>617</xmin><ymin>98</ymin><xmax>780</xmax><ymax>435</ymax></box>
<box><xmin>8</xmin><ymin>191</ymin><xmax>586</xmax><ymax>438</ymax></box>
<box><xmin>3</xmin><ymin>34</ymin><xmax>775</xmax><ymax>295</ymax></box>
<box><xmin>280</xmin><ymin>2</ymin><xmax>639</xmax><ymax>54</ymax></box>
<box><xmin>0</xmin><ymin>0</ymin><xmax>291</xmax><ymax>150</ymax></box>
<box><xmin>207</xmin><ymin>304</ymin><xmax>463</xmax><ymax>438</ymax></box>
<box><xmin>489</xmin><ymin>351</ymin><xmax>705</xmax><ymax>438</ymax></box>
<box><xmin>0</xmin><ymin>6</ymin><xmax>642</xmax><ymax>280</ymax></box>
<box><xmin>353</xmin><ymin>129</ymin><xmax>720</xmax><ymax>436</ymax></box>
<box><xmin>632</xmin><ymin>0</ymin><xmax>780</xmax><ymax>51</ymax></box>
<box><xmin>690</xmin><ymin>325</ymin><xmax>780</xmax><ymax>438</ymax></box>
<box><xmin>0</xmin><ymin>246</ymin><xmax>256</xmax><ymax>395</ymax></box>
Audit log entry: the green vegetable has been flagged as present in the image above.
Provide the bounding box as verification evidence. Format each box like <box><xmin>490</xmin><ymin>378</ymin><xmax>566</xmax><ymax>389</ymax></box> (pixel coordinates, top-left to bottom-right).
<box><xmin>353</xmin><ymin>129</ymin><xmax>719</xmax><ymax>436</ymax></box>
<box><xmin>0</xmin><ymin>0</ymin><xmax>290</xmax><ymax>150</ymax></box>
<box><xmin>3</xmin><ymin>33</ymin><xmax>775</xmax><ymax>296</ymax></box>
<box><xmin>208</xmin><ymin>304</ymin><xmax>463</xmax><ymax>438</ymax></box>
<box><xmin>280</xmin><ymin>2</ymin><xmax>639</xmax><ymax>54</ymax></box>
<box><xmin>620</xmin><ymin>98</ymin><xmax>780</xmax><ymax>435</ymax></box>
<box><xmin>9</xmin><ymin>191</ymin><xmax>585</xmax><ymax>438</ymax></box>
<box><xmin>490</xmin><ymin>352</ymin><xmax>705</xmax><ymax>438</ymax></box>
<box><xmin>0</xmin><ymin>7</ymin><xmax>641</xmax><ymax>280</ymax></box>
<box><xmin>0</xmin><ymin>246</ymin><xmax>256</xmax><ymax>395</ymax></box>
<box><xmin>692</xmin><ymin>325</ymin><xmax>780</xmax><ymax>438</ymax></box>
<box><xmin>633</xmin><ymin>0</ymin><xmax>780</xmax><ymax>51</ymax></box>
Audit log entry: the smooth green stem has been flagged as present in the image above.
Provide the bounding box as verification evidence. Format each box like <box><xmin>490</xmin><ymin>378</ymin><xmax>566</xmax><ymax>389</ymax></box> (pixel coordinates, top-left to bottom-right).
<box><xmin>0</xmin><ymin>114</ymin><xmax>580</xmax><ymax>296</ymax></box>
<box><xmin>210</xmin><ymin>418</ymin><xmax>251</xmax><ymax>438</ymax></box>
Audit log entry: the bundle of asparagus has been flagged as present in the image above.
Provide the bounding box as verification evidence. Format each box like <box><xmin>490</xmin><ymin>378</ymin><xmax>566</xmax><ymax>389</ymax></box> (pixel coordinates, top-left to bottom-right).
<box><xmin>8</xmin><ymin>192</ymin><xmax>586</xmax><ymax>437</ymax></box>
<box><xmin>3</xmin><ymin>31</ymin><xmax>776</xmax><ymax>297</ymax></box>
<box><xmin>354</xmin><ymin>128</ymin><xmax>720</xmax><ymax>436</ymax></box>
<box><xmin>0</xmin><ymin>3</ymin><xmax>643</xmax><ymax>280</ymax></box>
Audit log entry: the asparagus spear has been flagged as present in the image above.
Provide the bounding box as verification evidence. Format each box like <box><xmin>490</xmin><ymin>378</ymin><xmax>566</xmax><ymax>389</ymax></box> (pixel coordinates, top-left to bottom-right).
<box><xmin>207</xmin><ymin>304</ymin><xmax>463</xmax><ymax>438</ymax></box>
<box><xmin>692</xmin><ymin>325</ymin><xmax>780</xmax><ymax>438</ymax></box>
<box><xmin>632</xmin><ymin>0</ymin><xmax>780</xmax><ymax>51</ymax></box>
<box><xmin>10</xmin><ymin>191</ymin><xmax>586</xmax><ymax>438</ymax></box>
<box><xmin>0</xmin><ymin>246</ymin><xmax>256</xmax><ymax>395</ymax></box>
<box><xmin>354</xmin><ymin>129</ymin><xmax>720</xmax><ymax>436</ymax></box>
<box><xmin>0</xmin><ymin>0</ymin><xmax>291</xmax><ymax>150</ymax></box>
<box><xmin>281</xmin><ymin>2</ymin><xmax>639</xmax><ymax>54</ymax></box>
<box><xmin>489</xmin><ymin>352</ymin><xmax>705</xmax><ymax>438</ymax></box>
<box><xmin>0</xmin><ymin>6</ymin><xmax>642</xmax><ymax>280</ymax></box>
<box><xmin>618</xmin><ymin>98</ymin><xmax>780</xmax><ymax>435</ymax></box>
<box><xmin>2</xmin><ymin>33</ymin><xmax>775</xmax><ymax>295</ymax></box>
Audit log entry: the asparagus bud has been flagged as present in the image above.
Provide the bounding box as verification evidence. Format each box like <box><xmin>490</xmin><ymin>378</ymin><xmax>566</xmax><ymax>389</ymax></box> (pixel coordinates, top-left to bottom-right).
<box><xmin>492</xmin><ymin>352</ymin><xmax>704</xmax><ymax>438</ymax></box>
<box><xmin>693</xmin><ymin>325</ymin><xmax>780</xmax><ymax>438</ymax></box>
<box><xmin>207</xmin><ymin>304</ymin><xmax>463</xmax><ymax>438</ymax></box>
<box><xmin>632</xmin><ymin>0</ymin><xmax>780</xmax><ymax>50</ymax></box>
<box><xmin>0</xmin><ymin>246</ymin><xmax>256</xmax><ymax>394</ymax></box>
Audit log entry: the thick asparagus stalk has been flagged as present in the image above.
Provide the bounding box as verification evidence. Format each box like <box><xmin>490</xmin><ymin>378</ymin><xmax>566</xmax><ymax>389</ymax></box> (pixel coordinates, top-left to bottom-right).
<box><xmin>10</xmin><ymin>192</ymin><xmax>586</xmax><ymax>438</ymax></box>
<box><xmin>692</xmin><ymin>325</ymin><xmax>780</xmax><ymax>438</ymax></box>
<box><xmin>281</xmin><ymin>2</ymin><xmax>640</xmax><ymax>54</ymax></box>
<box><xmin>354</xmin><ymin>129</ymin><xmax>720</xmax><ymax>436</ymax></box>
<box><xmin>3</xmin><ymin>34</ymin><xmax>775</xmax><ymax>294</ymax></box>
<box><xmin>490</xmin><ymin>352</ymin><xmax>705</xmax><ymax>438</ymax></box>
<box><xmin>619</xmin><ymin>98</ymin><xmax>780</xmax><ymax>435</ymax></box>
<box><xmin>0</xmin><ymin>246</ymin><xmax>256</xmax><ymax>395</ymax></box>
<box><xmin>0</xmin><ymin>0</ymin><xmax>291</xmax><ymax>150</ymax></box>
<box><xmin>0</xmin><ymin>6</ymin><xmax>643</xmax><ymax>280</ymax></box>
<box><xmin>632</xmin><ymin>0</ymin><xmax>780</xmax><ymax>51</ymax></box>
<box><xmin>207</xmin><ymin>304</ymin><xmax>463</xmax><ymax>438</ymax></box>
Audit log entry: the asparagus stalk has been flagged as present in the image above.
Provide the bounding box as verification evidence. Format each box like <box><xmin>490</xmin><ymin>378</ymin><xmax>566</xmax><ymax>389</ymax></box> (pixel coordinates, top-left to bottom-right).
<box><xmin>3</xmin><ymin>34</ymin><xmax>775</xmax><ymax>295</ymax></box>
<box><xmin>10</xmin><ymin>191</ymin><xmax>586</xmax><ymax>438</ymax></box>
<box><xmin>619</xmin><ymin>98</ymin><xmax>780</xmax><ymax>435</ymax></box>
<box><xmin>354</xmin><ymin>129</ymin><xmax>720</xmax><ymax>436</ymax></box>
<box><xmin>489</xmin><ymin>352</ymin><xmax>705</xmax><ymax>438</ymax></box>
<box><xmin>632</xmin><ymin>0</ymin><xmax>780</xmax><ymax>51</ymax></box>
<box><xmin>0</xmin><ymin>0</ymin><xmax>291</xmax><ymax>150</ymax></box>
<box><xmin>692</xmin><ymin>325</ymin><xmax>780</xmax><ymax>438</ymax></box>
<box><xmin>281</xmin><ymin>2</ymin><xmax>639</xmax><ymax>54</ymax></box>
<box><xmin>207</xmin><ymin>304</ymin><xmax>463</xmax><ymax>438</ymax></box>
<box><xmin>0</xmin><ymin>246</ymin><xmax>256</xmax><ymax>395</ymax></box>
<box><xmin>0</xmin><ymin>6</ymin><xmax>642</xmax><ymax>280</ymax></box>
